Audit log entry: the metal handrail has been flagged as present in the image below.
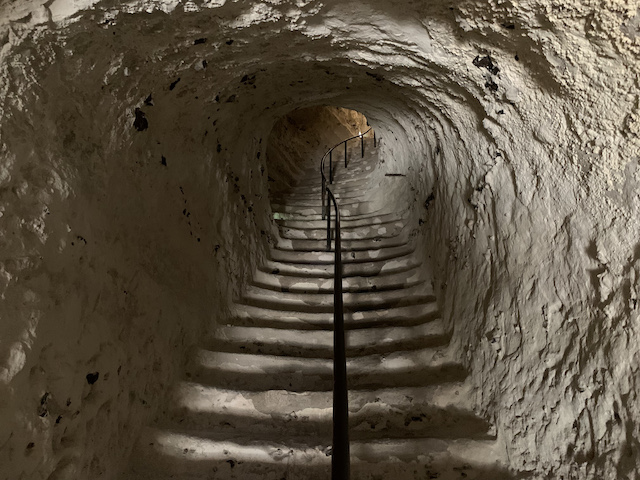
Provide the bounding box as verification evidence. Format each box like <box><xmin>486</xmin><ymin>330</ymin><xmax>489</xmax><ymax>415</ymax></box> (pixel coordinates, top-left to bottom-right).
<box><xmin>319</xmin><ymin>127</ymin><xmax>376</xmax><ymax>480</ymax></box>
<box><xmin>325</xmin><ymin>188</ymin><xmax>349</xmax><ymax>480</ymax></box>
<box><xmin>320</xmin><ymin>128</ymin><xmax>375</xmax><ymax>221</ymax></box>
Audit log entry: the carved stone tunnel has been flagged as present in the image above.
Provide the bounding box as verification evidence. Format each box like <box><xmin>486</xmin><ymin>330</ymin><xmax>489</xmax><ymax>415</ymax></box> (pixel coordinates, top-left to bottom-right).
<box><xmin>0</xmin><ymin>1</ymin><xmax>639</xmax><ymax>479</ymax></box>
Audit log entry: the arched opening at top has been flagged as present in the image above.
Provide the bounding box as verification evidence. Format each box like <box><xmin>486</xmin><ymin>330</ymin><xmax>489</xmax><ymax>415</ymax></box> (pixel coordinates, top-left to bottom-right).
<box><xmin>265</xmin><ymin>106</ymin><xmax>372</xmax><ymax>198</ymax></box>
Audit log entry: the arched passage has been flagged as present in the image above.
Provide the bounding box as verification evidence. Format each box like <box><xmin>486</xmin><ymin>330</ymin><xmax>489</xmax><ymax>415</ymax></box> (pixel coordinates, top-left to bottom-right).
<box><xmin>0</xmin><ymin>1</ymin><xmax>639</xmax><ymax>479</ymax></box>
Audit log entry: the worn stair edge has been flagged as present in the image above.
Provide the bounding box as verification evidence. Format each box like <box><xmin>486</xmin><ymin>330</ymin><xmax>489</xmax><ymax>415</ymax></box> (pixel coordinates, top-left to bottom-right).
<box><xmin>228</xmin><ymin>302</ymin><xmax>441</xmax><ymax>330</ymax></box>
<box><xmin>275</xmin><ymin>209</ymin><xmax>411</xmax><ymax>230</ymax></box>
<box><xmin>277</xmin><ymin>217</ymin><xmax>409</xmax><ymax>235</ymax></box>
<box><xmin>275</xmin><ymin>236</ymin><xmax>408</xmax><ymax>253</ymax></box>
<box><xmin>240</xmin><ymin>282</ymin><xmax>435</xmax><ymax>314</ymax></box>
<box><xmin>153</xmin><ymin>381</ymin><xmax>492</xmax><ymax>442</ymax></box>
<box><xmin>171</xmin><ymin>381</ymin><xmax>475</xmax><ymax>418</ymax></box>
<box><xmin>188</xmin><ymin>346</ymin><xmax>467</xmax><ymax>392</ymax></box>
<box><xmin>267</xmin><ymin>241</ymin><xmax>414</xmax><ymax>265</ymax></box>
<box><xmin>271</xmin><ymin>205</ymin><xmax>397</xmax><ymax>222</ymax></box>
<box><xmin>152</xmin><ymin>409</ymin><xmax>492</xmax><ymax>445</ymax></box>
<box><xmin>250</xmin><ymin>266</ymin><xmax>427</xmax><ymax>294</ymax></box>
<box><xmin>274</xmin><ymin>233</ymin><xmax>413</xmax><ymax>254</ymax></box>
<box><xmin>260</xmin><ymin>255</ymin><xmax>421</xmax><ymax>279</ymax></box>
<box><xmin>129</xmin><ymin>429</ymin><xmax>511</xmax><ymax>480</ymax></box>
<box><xmin>290</xmin><ymin>174</ymin><xmax>379</xmax><ymax>190</ymax></box>
<box><xmin>273</xmin><ymin>201</ymin><xmax>381</xmax><ymax>218</ymax></box>
<box><xmin>279</xmin><ymin>226</ymin><xmax>405</xmax><ymax>241</ymax></box>
<box><xmin>206</xmin><ymin>318</ymin><xmax>448</xmax><ymax>358</ymax></box>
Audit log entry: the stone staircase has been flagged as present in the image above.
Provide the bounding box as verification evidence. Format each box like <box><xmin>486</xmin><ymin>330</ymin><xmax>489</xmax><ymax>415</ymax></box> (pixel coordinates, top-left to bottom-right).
<box><xmin>124</xmin><ymin>139</ymin><xmax>513</xmax><ymax>479</ymax></box>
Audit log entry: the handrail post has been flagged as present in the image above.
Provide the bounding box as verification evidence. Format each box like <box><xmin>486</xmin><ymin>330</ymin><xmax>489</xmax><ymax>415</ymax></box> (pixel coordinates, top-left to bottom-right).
<box><xmin>322</xmin><ymin>176</ymin><xmax>326</xmax><ymax>220</ymax></box>
<box><xmin>331</xmin><ymin>199</ymin><xmax>349</xmax><ymax>480</ymax></box>
<box><xmin>360</xmin><ymin>134</ymin><xmax>364</xmax><ymax>158</ymax></box>
<box><xmin>329</xmin><ymin>151</ymin><xmax>333</xmax><ymax>184</ymax></box>
<box><xmin>344</xmin><ymin>141</ymin><xmax>348</xmax><ymax>168</ymax></box>
<box><xmin>326</xmin><ymin>190</ymin><xmax>331</xmax><ymax>251</ymax></box>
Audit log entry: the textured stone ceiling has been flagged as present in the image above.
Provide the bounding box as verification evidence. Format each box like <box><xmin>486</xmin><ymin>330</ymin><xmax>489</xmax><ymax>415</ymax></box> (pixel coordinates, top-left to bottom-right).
<box><xmin>1</xmin><ymin>0</ymin><xmax>640</xmax><ymax>479</ymax></box>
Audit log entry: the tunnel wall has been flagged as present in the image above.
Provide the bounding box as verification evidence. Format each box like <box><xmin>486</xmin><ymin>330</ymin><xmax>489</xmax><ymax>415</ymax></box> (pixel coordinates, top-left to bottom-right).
<box><xmin>0</xmin><ymin>1</ymin><xmax>639</xmax><ymax>479</ymax></box>
<box><xmin>0</xmin><ymin>18</ymin><xmax>278</xmax><ymax>478</ymax></box>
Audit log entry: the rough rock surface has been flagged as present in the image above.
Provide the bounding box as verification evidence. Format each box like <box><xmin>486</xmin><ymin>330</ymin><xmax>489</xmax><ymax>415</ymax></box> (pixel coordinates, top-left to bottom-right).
<box><xmin>0</xmin><ymin>0</ymin><xmax>639</xmax><ymax>479</ymax></box>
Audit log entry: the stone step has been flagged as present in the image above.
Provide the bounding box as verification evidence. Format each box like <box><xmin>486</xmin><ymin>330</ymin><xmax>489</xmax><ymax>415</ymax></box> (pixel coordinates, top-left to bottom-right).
<box><xmin>286</xmin><ymin>182</ymin><xmax>373</xmax><ymax>197</ymax></box>
<box><xmin>267</xmin><ymin>241</ymin><xmax>414</xmax><ymax>265</ymax></box>
<box><xmin>271</xmin><ymin>193</ymin><xmax>364</xmax><ymax>208</ymax></box>
<box><xmin>228</xmin><ymin>302</ymin><xmax>440</xmax><ymax>331</ymax></box>
<box><xmin>285</xmin><ymin>176</ymin><xmax>378</xmax><ymax>195</ymax></box>
<box><xmin>275</xmin><ymin>230</ymin><xmax>411</xmax><ymax>253</ymax></box>
<box><xmin>128</xmin><ymin>430</ymin><xmax>511</xmax><ymax>480</ymax></box>
<box><xmin>291</xmin><ymin>161</ymin><xmax>380</xmax><ymax>187</ymax></box>
<box><xmin>279</xmin><ymin>215</ymin><xmax>407</xmax><ymax>234</ymax></box>
<box><xmin>295</xmin><ymin>169</ymin><xmax>377</xmax><ymax>187</ymax></box>
<box><xmin>188</xmin><ymin>346</ymin><xmax>465</xmax><ymax>392</ymax></box>
<box><xmin>272</xmin><ymin>205</ymin><xmax>394</xmax><ymax>222</ymax></box>
<box><xmin>298</xmin><ymin>163</ymin><xmax>377</xmax><ymax>182</ymax></box>
<box><xmin>260</xmin><ymin>254</ymin><xmax>420</xmax><ymax>279</ymax></box>
<box><xmin>298</xmin><ymin>152</ymin><xmax>378</xmax><ymax>178</ymax></box>
<box><xmin>251</xmin><ymin>265</ymin><xmax>426</xmax><ymax>294</ymax></box>
<box><xmin>208</xmin><ymin>318</ymin><xmax>447</xmax><ymax>358</ymax></box>
<box><xmin>240</xmin><ymin>282</ymin><xmax>434</xmax><ymax>314</ymax></box>
<box><xmin>273</xmin><ymin>186</ymin><xmax>370</xmax><ymax>203</ymax></box>
<box><xmin>275</xmin><ymin>195</ymin><xmax>375</xmax><ymax>208</ymax></box>
<box><xmin>276</xmin><ymin>210</ymin><xmax>410</xmax><ymax>230</ymax></box>
<box><xmin>302</xmin><ymin>155</ymin><xmax>378</xmax><ymax>179</ymax></box>
<box><xmin>272</xmin><ymin>200</ymin><xmax>379</xmax><ymax>218</ymax></box>
<box><xmin>155</xmin><ymin>381</ymin><xmax>490</xmax><ymax>440</ymax></box>
<box><xmin>293</xmin><ymin>176</ymin><xmax>378</xmax><ymax>193</ymax></box>
<box><xmin>170</xmin><ymin>382</ymin><xmax>474</xmax><ymax>417</ymax></box>
<box><xmin>284</xmin><ymin>172</ymin><xmax>377</xmax><ymax>196</ymax></box>
<box><xmin>279</xmin><ymin>219</ymin><xmax>405</xmax><ymax>240</ymax></box>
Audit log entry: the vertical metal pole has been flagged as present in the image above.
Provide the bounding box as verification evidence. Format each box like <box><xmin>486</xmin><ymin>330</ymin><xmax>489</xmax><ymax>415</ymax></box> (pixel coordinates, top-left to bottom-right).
<box><xmin>373</xmin><ymin>131</ymin><xmax>376</xmax><ymax>148</ymax></box>
<box><xmin>344</xmin><ymin>141</ymin><xmax>348</xmax><ymax>168</ymax></box>
<box><xmin>331</xmin><ymin>203</ymin><xmax>349</xmax><ymax>480</ymax></box>
<box><xmin>360</xmin><ymin>135</ymin><xmax>364</xmax><ymax>158</ymax></box>
<box><xmin>322</xmin><ymin>176</ymin><xmax>326</xmax><ymax>220</ymax></box>
<box><xmin>326</xmin><ymin>193</ymin><xmax>331</xmax><ymax>252</ymax></box>
<box><xmin>329</xmin><ymin>151</ymin><xmax>333</xmax><ymax>184</ymax></box>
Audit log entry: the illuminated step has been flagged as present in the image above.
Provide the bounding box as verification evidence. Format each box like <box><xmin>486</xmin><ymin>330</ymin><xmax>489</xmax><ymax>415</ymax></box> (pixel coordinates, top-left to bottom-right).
<box><xmin>208</xmin><ymin>318</ymin><xmax>447</xmax><ymax>358</ymax></box>
<box><xmin>285</xmin><ymin>185</ymin><xmax>376</xmax><ymax>199</ymax></box>
<box><xmin>279</xmin><ymin>220</ymin><xmax>406</xmax><ymax>240</ymax></box>
<box><xmin>275</xmin><ymin>209</ymin><xmax>411</xmax><ymax>230</ymax></box>
<box><xmin>271</xmin><ymin>200</ymin><xmax>379</xmax><ymax>217</ymax></box>
<box><xmin>129</xmin><ymin>429</ymin><xmax>510</xmax><ymax>480</ymax></box>
<box><xmin>273</xmin><ymin>188</ymin><xmax>372</xmax><ymax>202</ymax></box>
<box><xmin>271</xmin><ymin>206</ymin><xmax>395</xmax><ymax>222</ymax></box>
<box><xmin>228</xmin><ymin>302</ymin><xmax>440</xmax><ymax>330</ymax></box>
<box><xmin>188</xmin><ymin>346</ymin><xmax>466</xmax><ymax>391</ymax></box>
<box><xmin>240</xmin><ymin>282</ymin><xmax>434</xmax><ymax>314</ymax></box>
<box><xmin>297</xmin><ymin>157</ymin><xmax>378</xmax><ymax>180</ymax></box>
<box><xmin>251</xmin><ymin>265</ymin><xmax>426</xmax><ymax>293</ymax></box>
<box><xmin>157</xmin><ymin>381</ymin><xmax>491</xmax><ymax>440</ymax></box>
<box><xmin>278</xmin><ymin>216</ymin><xmax>407</xmax><ymax>235</ymax></box>
<box><xmin>291</xmin><ymin>174</ymin><xmax>377</xmax><ymax>190</ymax></box>
<box><xmin>259</xmin><ymin>254</ymin><xmax>420</xmax><ymax>278</ymax></box>
<box><xmin>271</xmin><ymin>195</ymin><xmax>374</xmax><ymax>208</ymax></box>
<box><xmin>274</xmin><ymin>231</ymin><xmax>411</xmax><ymax>253</ymax></box>
<box><xmin>296</xmin><ymin>165</ymin><xmax>380</xmax><ymax>186</ymax></box>
<box><xmin>267</xmin><ymin>242</ymin><xmax>414</xmax><ymax>265</ymax></box>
